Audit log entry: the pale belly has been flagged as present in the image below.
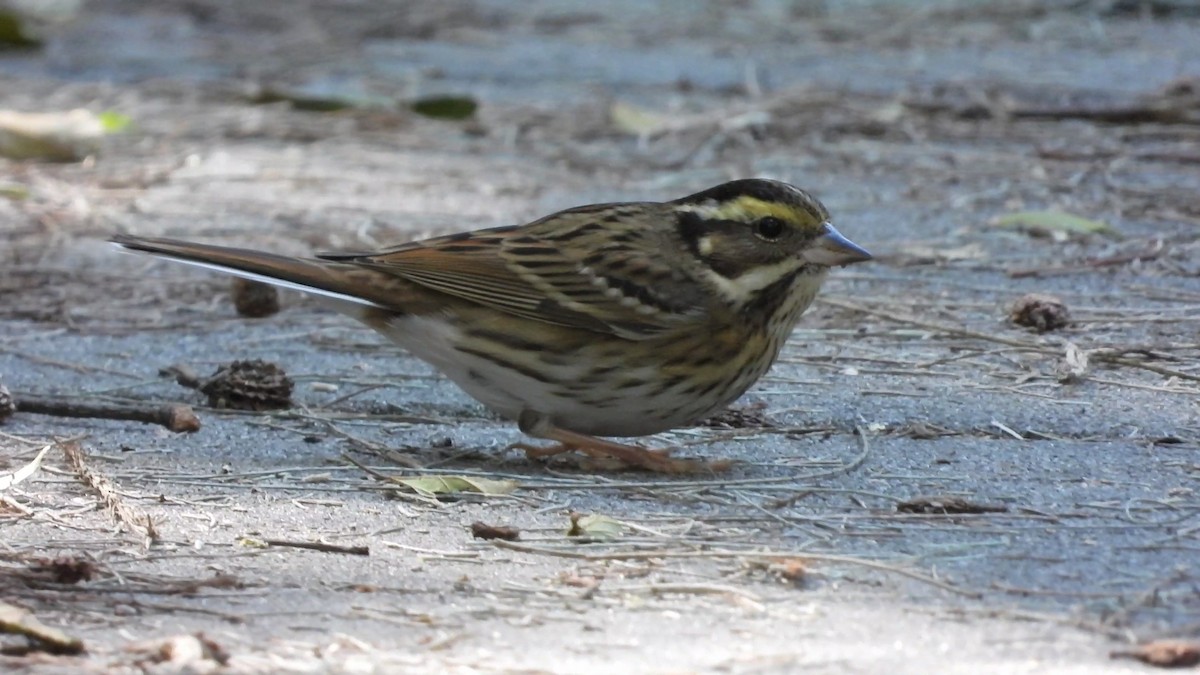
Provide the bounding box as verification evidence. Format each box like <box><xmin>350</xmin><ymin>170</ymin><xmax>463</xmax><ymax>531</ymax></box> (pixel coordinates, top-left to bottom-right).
<box><xmin>367</xmin><ymin>313</ymin><xmax>768</xmax><ymax>438</ymax></box>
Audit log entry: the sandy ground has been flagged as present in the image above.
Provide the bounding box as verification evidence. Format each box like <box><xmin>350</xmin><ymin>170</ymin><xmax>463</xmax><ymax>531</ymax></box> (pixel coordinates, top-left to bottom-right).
<box><xmin>2</xmin><ymin>1</ymin><xmax>1199</xmax><ymax>672</ymax></box>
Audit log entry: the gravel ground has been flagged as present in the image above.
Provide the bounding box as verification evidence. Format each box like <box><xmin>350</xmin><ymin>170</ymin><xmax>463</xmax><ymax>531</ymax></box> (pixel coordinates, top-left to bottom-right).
<box><xmin>2</xmin><ymin>1</ymin><xmax>1199</xmax><ymax>672</ymax></box>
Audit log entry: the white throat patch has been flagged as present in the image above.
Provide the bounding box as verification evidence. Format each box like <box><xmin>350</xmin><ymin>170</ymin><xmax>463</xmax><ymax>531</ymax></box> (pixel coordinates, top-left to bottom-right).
<box><xmin>700</xmin><ymin>259</ymin><xmax>804</xmax><ymax>304</ymax></box>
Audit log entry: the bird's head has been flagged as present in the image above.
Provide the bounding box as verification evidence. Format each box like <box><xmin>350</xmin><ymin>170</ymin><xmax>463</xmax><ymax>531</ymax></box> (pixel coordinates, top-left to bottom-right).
<box><xmin>672</xmin><ymin>178</ymin><xmax>871</xmax><ymax>309</ymax></box>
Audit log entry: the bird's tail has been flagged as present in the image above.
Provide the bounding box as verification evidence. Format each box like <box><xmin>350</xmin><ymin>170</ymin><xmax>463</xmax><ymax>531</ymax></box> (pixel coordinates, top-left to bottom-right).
<box><xmin>110</xmin><ymin>234</ymin><xmax>390</xmax><ymax>309</ymax></box>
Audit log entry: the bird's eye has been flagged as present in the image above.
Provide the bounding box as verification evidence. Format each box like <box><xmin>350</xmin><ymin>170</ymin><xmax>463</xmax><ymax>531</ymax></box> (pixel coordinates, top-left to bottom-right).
<box><xmin>754</xmin><ymin>217</ymin><xmax>785</xmax><ymax>241</ymax></box>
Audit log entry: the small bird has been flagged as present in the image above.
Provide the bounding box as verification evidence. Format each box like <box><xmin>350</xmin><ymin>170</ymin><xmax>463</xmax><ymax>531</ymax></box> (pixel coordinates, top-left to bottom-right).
<box><xmin>112</xmin><ymin>179</ymin><xmax>871</xmax><ymax>472</ymax></box>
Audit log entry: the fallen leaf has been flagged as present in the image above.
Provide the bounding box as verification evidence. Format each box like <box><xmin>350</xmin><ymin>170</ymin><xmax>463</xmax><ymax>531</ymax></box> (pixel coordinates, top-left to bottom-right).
<box><xmin>0</xmin><ymin>9</ymin><xmax>39</xmax><ymax>47</ymax></box>
<box><xmin>567</xmin><ymin>512</ymin><xmax>625</xmax><ymax>540</ymax></box>
<box><xmin>0</xmin><ymin>182</ymin><xmax>29</xmax><ymax>200</ymax></box>
<box><xmin>470</xmin><ymin>521</ymin><xmax>520</xmax><ymax>541</ymax></box>
<box><xmin>0</xmin><ymin>109</ymin><xmax>114</xmax><ymax>161</ymax></box>
<box><xmin>1110</xmin><ymin>640</ymin><xmax>1200</xmax><ymax>668</ymax></box>
<box><xmin>411</xmin><ymin>96</ymin><xmax>478</xmax><ymax>120</ymax></box>
<box><xmin>992</xmin><ymin>210</ymin><xmax>1121</xmax><ymax>240</ymax></box>
<box><xmin>0</xmin><ymin>601</ymin><xmax>85</xmax><ymax>654</ymax></box>
<box><xmin>392</xmin><ymin>475</ymin><xmax>517</xmax><ymax>497</ymax></box>
<box><xmin>767</xmin><ymin>557</ymin><xmax>809</xmax><ymax>584</ymax></box>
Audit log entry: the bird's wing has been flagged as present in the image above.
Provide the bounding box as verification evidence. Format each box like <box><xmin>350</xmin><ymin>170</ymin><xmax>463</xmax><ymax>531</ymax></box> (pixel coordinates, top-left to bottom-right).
<box><xmin>321</xmin><ymin>210</ymin><xmax>709</xmax><ymax>338</ymax></box>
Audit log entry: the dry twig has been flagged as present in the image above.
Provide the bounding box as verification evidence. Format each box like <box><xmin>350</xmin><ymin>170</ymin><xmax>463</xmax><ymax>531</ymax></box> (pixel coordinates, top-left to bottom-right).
<box><xmin>62</xmin><ymin>440</ymin><xmax>159</xmax><ymax>544</ymax></box>
<box><xmin>261</xmin><ymin>539</ymin><xmax>370</xmax><ymax>555</ymax></box>
<box><xmin>15</xmin><ymin>394</ymin><xmax>200</xmax><ymax>432</ymax></box>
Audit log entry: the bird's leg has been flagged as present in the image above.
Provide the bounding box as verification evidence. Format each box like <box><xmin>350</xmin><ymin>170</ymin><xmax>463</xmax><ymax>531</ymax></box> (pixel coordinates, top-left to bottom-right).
<box><xmin>514</xmin><ymin>411</ymin><xmax>724</xmax><ymax>474</ymax></box>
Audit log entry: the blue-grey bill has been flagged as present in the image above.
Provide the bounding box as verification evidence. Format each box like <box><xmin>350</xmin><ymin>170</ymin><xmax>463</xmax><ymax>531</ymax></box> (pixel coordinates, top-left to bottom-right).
<box><xmin>803</xmin><ymin>223</ymin><xmax>872</xmax><ymax>266</ymax></box>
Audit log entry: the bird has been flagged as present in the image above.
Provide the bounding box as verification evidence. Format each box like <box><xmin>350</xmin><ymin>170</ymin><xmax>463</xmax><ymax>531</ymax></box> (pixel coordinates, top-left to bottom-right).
<box><xmin>112</xmin><ymin>178</ymin><xmax>872</xmax><ymax>472</ymax></box>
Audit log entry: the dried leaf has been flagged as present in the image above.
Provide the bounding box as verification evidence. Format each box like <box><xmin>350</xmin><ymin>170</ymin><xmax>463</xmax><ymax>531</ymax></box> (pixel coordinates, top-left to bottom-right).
<box><xmin>0</xmin><ymin>182</ymin><xmax>30</xmax><ymax>200</ymax></box>
<box><xmin>0</xmin><ymin>108</ymin><xmax>110</xmax><ymax>161</ymax></box>
<box><xmin>0</xmin><ymin>601</ymin><xmax>85</xmax><ymax>654</ymax></box>
<box><xmin>567</xmin><ymin>512</ymin><xmax>625</xmax><ymax>540</ymax></box>
<box><xmin>470</xmin><ymin>521</ymin><xmax>520</xmax><ymax>541</ymax></box>
<box><xmin>392</xmin><ymin>475</ymin><xmax>517</xmax><ymax>497</ymax></box>
<box><xmin>770</xmin><ymin>558</ymin><xmax>810</xmax><ymax>584</ymax></box>
<box><xmin>0</xmin><ymin>443</ymin><xmax>51</xmax><ymax>491</ymax></box>
<box><xmin>0</xmin><ymin>10</ymin><xmax>39</xmax><ymax>47</ymax></box>
<box><xmin>411</xmin><ymin>96</ymin><xmax>478</xmax><ymax>120</ymax></box>
<box><xmin>1110</xmin><ymin>640</ymin><xmax>1200</xmax><ymax>668</ymax></box>
<box><xmin>992</xmin><ymin>210</ymin><xmax>1121</xmax><ymax>240</ymax></box>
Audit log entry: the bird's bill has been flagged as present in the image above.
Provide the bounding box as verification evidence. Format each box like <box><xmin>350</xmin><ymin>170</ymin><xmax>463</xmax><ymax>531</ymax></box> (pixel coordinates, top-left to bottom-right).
<box><xmin>802</xmin><ymin>223</ymin><xmax>872</xmax><ymax>266</ymax></box>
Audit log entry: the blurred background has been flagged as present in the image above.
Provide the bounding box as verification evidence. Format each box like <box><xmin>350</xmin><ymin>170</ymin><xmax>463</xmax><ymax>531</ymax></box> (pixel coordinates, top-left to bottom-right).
<box><xmin>3</xmin><ymin>0</ymin><xmax>1198</xmax><ymax>317</ymax></box>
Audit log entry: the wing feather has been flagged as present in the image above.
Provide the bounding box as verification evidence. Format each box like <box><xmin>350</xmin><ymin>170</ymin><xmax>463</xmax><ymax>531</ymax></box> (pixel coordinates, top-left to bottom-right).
<box><xmin>319</xmin><ymin>212</ymin><xmax>712</xmax><ymax>338</ymax></box>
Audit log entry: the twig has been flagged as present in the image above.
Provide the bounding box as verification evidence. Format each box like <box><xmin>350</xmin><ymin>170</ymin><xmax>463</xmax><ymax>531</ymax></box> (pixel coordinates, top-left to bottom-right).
<box><xmin>15</xmin><ymin>393</ymin><xmax>201</xmax><ymax>432</ymax></box>
<box><xmin>326</xmin><ymin>421</ymin><xmax>424</xmax><ymax>468</ymax></box>
<box><xmin>0</xmin><ymin>345</ymin><xmax>140</xmax><ymax>378</ymax></box>
<box><xmin>1090</xmin><ymin>354</ymin><xmax>1200</xmax><ymax>383</ymax></box>
<box><xmin>62</xmin><ymin>439</ymin><xmax>159</xmax><ymax>544</ymax></box>
<box><xmin>1007</xmin><ymin>244</ymin><xmax>1168</xmax><ymax>278</ymax></box>
<box><xmin>125</xmin><ymin>599</ymin><xmax>246</xmax><ymax>623</ymax></box>
<box><xmin>262</xmin><ymin>539</ymin><xmax>370</xmax><ymax>555</ymax></box>
<box><xmin>819</xmin><ymin>298</ymin><xmax>1049</xmax><ymax>351</ymax></box>
<box><xmin>612</xmin><ymin>582</ymin><xmax>763</xmax><ymax>603</ymax></box>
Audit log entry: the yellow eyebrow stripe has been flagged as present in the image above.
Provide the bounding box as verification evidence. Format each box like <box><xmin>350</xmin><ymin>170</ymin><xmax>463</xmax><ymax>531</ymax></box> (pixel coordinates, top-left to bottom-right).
<box><xmin>682</xmin><ymin>195</ymin><xmax>825</xmax><ymax>225</ymax></box>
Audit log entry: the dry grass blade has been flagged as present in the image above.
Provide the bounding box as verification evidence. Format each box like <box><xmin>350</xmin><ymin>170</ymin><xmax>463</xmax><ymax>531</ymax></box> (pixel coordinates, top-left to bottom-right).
<box><xmin>0</xmin><ymin>443</ymin><xmax>51</xmax><ymax>491</ymax></box>
<box><xmin>490</xmin><ymin>540</ymin><xmax>979</xmax><ymax>598</ymax></box>
<box><xmin>62</xmin><ymin>439</ymin><xmax>159</xmax><ymax>545</ymax></box>
<box><xmin>822</xmin><ymin>298</ymin><xmax>1200</xmax><ymax>383</ymax></box>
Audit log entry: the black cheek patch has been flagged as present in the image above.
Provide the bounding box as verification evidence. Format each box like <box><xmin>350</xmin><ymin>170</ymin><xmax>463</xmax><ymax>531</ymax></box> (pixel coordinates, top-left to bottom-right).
<box><xmin>705</xmin><ymin>250</ymin><xmax>750</xmax><ymax>279</ymax></box>
<box><xmin>675</xmin><ymin>211</ymin><xmax>708</xmax><ymax>260</ymax></box>
<box><xmin>676</xmin><ymin>211</ymin><xmax>751</xmax><ymax>280</ymax></box>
